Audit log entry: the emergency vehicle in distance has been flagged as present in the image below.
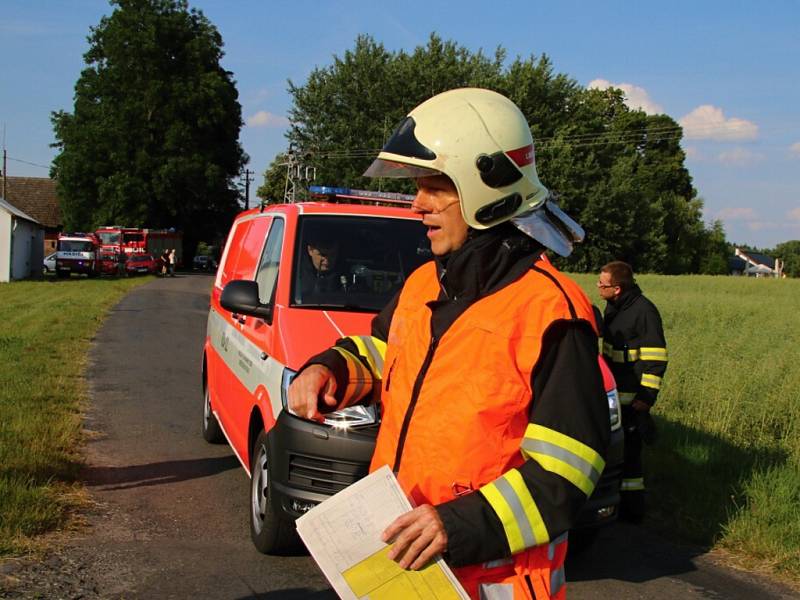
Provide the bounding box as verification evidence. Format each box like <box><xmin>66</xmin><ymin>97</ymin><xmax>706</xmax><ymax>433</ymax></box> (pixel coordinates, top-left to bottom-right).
<box><xmin>95</xmin><ymin>226</ymin><xmax>183</xmax><ymax>266</ymax></box>
<box><xmin>202</xmin><ymin>186</ymin><xmax>623</xmax><ymax>555</ymax></box>
<box><xmin>55</xmin><ymin>232</ymin><xmax>100</xmax><ymax>278</ymax></box>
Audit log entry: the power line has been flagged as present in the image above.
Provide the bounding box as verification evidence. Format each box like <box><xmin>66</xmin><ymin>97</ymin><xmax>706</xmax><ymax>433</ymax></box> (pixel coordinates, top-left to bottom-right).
<box><xmin>7</xmin><ymin>156</ymin><xmax>51</xmax><ymax>170</ymax></box>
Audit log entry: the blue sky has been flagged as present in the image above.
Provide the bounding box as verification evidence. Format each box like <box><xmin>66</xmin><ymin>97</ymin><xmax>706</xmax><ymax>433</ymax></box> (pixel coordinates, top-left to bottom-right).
<box><xmin>2</xmin><ymin>0</ymin><xmax>798</xmax><ymax>248</ymax></box>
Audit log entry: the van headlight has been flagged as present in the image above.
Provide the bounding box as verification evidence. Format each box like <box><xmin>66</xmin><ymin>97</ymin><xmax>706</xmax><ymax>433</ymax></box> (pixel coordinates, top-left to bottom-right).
<box><xmin>607</xmin><ymin>389</ymin><xmax>621</xmax><ymax>431</ymax></box>
<box><xmin>280</xmin><ymin>367</ymin><xmax>378</xmax><ymax>429</ymax></box>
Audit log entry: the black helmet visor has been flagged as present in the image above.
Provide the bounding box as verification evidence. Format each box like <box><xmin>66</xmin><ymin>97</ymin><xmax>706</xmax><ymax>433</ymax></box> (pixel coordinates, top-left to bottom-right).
<box><xmin>363</xmin><ymin>117</ymin><xmax>439</xmax><ymax>178</ymax></box>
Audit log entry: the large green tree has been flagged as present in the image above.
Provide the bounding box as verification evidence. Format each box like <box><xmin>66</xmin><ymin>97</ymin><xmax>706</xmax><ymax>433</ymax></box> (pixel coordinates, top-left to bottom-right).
<box><xmin>772</xmin><ymin>240</ymin><xmax>800</xmax><ymax>277</ymax></box>
<box><xmin>51</xmin><ymin>0</ymin><xmax>246</xmax><ymax>254</ymax></box>
<box><xmin>261</xmin><ymin>33</ymin><xmax>720</xmax><ymax>273</ymax></box>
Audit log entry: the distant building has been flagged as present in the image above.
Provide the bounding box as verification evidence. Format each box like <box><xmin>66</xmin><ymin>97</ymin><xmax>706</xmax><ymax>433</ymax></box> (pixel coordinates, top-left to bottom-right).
<box><xmin>0</xmin><ymin>176</ymin><xmax>63</xmax><ymax>254</ymax></box>
<box><xmin>729</xmin><ymin>247</ymin><xmax>784</xmax><ymax>278</ymax></box>
<box><xmin>0</xmin><ymin>196</ymin><xmax>44</xmax><ymax>282</ymax></box>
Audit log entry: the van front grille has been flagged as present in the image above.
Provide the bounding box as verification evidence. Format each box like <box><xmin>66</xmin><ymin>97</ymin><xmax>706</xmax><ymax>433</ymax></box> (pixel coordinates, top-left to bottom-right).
<box><xmin>287</xmin><ymin>453</ymin><xmax>369</xmax><ymax>493</ymax></box>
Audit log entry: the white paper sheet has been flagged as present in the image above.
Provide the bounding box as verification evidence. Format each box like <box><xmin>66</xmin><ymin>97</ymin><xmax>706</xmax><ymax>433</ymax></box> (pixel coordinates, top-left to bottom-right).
<box><xmin>296</xmin><ymin>465</ymin><xmax>469</xmax><ymax>600</ymax></box>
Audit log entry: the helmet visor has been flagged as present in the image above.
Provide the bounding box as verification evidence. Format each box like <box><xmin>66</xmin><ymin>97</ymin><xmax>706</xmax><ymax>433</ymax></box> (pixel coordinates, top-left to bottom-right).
<box><xmin>363</xmin><ymin>158</ymin><xmax>440</xmax><ymax>179</ymax></box>
<box><xmin>511</xmin><ymin>196</ymin><xmax>585</xmax><ymax>257</ymax></box>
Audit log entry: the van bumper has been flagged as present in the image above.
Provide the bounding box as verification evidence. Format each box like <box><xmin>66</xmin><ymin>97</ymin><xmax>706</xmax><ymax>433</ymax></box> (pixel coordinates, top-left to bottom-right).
<box><xmin>268</xmin><ymin>411</ymin><xmax>378</xmax><ymax>520</ymax></box>
<box><xmin>269</xmin><ymin>412</ymin><xmax>624</xmax><ymax>529</ymax></box>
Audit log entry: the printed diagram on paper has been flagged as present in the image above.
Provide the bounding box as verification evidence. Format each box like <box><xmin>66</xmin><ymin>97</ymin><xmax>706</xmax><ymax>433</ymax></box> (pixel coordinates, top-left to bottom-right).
<box><xmin>296</xmin><ymin>465</ymin><xmax>468</xmax><ymax>600</ymax></box>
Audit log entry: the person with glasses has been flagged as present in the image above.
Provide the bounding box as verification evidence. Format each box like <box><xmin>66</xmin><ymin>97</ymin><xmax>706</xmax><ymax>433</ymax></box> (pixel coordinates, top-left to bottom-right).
<box><xmin>598</xmin><ymin>261</ymin><xmax>668</xmax><ymax>522</ymax></box>
<box><xmin>289</xmin><ymin>88</ymin><xmax>609</xmax><ymax>599</ymax></box>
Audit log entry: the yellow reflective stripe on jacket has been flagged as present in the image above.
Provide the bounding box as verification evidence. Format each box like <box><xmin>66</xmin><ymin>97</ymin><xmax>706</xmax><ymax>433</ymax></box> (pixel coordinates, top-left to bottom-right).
<box><xmin>521</xmin><ymin>424</ymin><xmax>605</xmax><ymax>496</ymax></box>
<box><xmin>641</xmin><ymin>373</ymin><xmax>662</xmax><ymax>390</ymax></box>
<box><xmin>347</xmin><ymin>335</ymin><xmax>387</xmax><ymax>379</ymax></box>
<box><xmin>602</xmin><ymin>342</ymin><xmax>638</xmax><ymax>363</ymax></box>
<box><xmin>621</xmin><ymin>477</ymin><xmax>645</xmax><ymax>491</ymax></box>
<box><xmin>480</xmin><ymin>469</ymin><xmax>549</xmax><ymax>554</ymax></box>
<box><xmin>639</xmin><ymin>346</ymin><xmax>668</xmax><ymax>361</ymax></box>
<box><xmin>619</xmin><ymin>392</ymin><xmax>636</xmax><ymax>405</ymax></box>
<box><xmin>331</xmin><ymin>346</ymin><xmax>373</xmax><ymax>406</ymax></box>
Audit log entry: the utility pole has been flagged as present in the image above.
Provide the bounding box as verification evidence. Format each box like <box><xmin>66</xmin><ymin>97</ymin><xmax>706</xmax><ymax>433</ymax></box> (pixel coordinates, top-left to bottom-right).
<box><xmin>2</xmin><ymin>124</ymin><xmax>6</xmax><ymax>199</ymax></box>
<box><xmin>2</xmin><ymin>147</ymin><xmax>6</xmax><ymax>200</ymax></box>
<box><xmin>242</xmin><ymin>168</ymin><xmax>253</xmax><ymax>210</ymax></box>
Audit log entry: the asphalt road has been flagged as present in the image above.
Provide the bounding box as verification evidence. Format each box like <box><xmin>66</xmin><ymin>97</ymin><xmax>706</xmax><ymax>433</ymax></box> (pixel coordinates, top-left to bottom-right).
<box><xmin>2</xmin><ymin>273</ymin><xmax>797</xmax><ymax>599</ymax></box>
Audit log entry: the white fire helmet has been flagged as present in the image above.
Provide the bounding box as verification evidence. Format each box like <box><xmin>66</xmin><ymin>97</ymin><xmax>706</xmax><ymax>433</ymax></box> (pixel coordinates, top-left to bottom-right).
<box><xmin>364</xmin><ymin>88</ymin><xmax>584</xmax><ymax>256</ymax></box>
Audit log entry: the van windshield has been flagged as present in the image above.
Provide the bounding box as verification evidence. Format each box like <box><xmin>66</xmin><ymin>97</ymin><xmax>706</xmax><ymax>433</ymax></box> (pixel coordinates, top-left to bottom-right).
<box><xmin>292</xmin><ymin>215</ymin><xmax>430</xmax><ymax>312</ymax></box>
<box><xmin>58</xmin><ymin>240</ymin><xmax>94</xmax><ymax>252</ymax></box>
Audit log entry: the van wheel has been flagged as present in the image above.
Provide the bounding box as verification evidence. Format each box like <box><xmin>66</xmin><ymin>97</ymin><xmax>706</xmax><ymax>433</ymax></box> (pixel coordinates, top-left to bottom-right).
<box><xmin>202</xmin><ymin>385</ymin><xmax>224</xmax><ymax>443</ymax></box>
<box><xmin>250</xmin><ymin>430</ymin><xmax>299</xmax><ymax>554</ymax></box>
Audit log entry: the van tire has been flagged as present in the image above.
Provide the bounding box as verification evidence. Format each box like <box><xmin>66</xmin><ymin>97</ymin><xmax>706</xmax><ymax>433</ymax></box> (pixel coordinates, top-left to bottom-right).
<box><xmin>202</xmin><ymin>385</ymin><xmax>224</xmax><ymax>443</ymax></box>
<box><xmin>250</xmin><ymin>430</ymin><xmax>299</xmax><ymax>554</ymax></box>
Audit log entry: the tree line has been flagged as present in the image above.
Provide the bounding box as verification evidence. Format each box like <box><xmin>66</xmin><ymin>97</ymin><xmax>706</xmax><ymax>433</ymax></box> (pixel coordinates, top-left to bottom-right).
<box><xmin>256</xmin><ymin>34</ymin><xmax>734</xmax><ymax>274</ymax></box>
<box><xmin>50</xmin><ymin>1</ymin><xmax>795</xmax><ymax>275</ymax></box>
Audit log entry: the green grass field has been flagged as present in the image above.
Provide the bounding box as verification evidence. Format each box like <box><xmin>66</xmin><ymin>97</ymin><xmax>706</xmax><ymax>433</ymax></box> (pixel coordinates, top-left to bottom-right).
<box><xmin>1</xmin><ymin>273</ymin><xmax>798</xmax><ymax>583</ymax></box>
<box><xmin>0</xmin><ymin>276</ymin><xmax>150</xmax><ymax>554</ymax></box>
<box><xmin>574</xmin><ymin>273</ymin><xmax>800</xmax><ymax>580</ymax></box>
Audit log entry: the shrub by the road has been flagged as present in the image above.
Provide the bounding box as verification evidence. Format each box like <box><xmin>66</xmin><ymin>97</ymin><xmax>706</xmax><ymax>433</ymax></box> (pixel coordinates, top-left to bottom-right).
<box><xmin>575</xmin><ymin>273</ymin><xmax>800</xmax><ymax>581</ymax></box>
<box><xmin>0</xmin><ymin>276</ymin><xmax>149</xmax><ymax>554</ymax></box>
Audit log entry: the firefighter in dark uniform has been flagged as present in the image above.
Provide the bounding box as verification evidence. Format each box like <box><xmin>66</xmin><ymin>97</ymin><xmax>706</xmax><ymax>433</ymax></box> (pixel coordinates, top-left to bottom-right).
<box><xmin>290</xmin><ymin>88</ymin><xmax>610</xmax><ymax>599</ymax></box>
<box><xmin>597</xmin><ymin>261</ymin><xmax>667</xmax><ymax>521</ymax></box>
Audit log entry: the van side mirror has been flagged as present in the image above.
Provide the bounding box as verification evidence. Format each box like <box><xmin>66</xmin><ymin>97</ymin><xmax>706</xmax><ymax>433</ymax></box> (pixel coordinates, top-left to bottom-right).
<box><xmin>220</xmin><ymin>280</ymin><xmax>273</xmax><ymax>320</ymax></box>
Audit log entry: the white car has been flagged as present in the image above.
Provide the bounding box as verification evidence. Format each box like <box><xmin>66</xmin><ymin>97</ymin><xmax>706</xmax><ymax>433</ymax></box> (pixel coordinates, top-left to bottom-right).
<box><xmin>43</xmin><ymin>252</ymin><xmax>57</xmax><ymax>273</ymax></box>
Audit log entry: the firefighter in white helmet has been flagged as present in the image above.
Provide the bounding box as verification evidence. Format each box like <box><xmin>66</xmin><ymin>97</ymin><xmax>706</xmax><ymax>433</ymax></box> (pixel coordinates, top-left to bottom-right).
<box><xmin>290</xmin><ymin>88</ymin><xmax>609</xmax><ymax>599</ymax></box>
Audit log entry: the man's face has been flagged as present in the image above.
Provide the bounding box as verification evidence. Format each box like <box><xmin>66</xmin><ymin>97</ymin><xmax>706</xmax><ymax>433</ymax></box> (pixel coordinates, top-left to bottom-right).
<box><xmin>597</xmin><ymin>270</ymin><xmax>620</xmax><ymax>302</ymax></box>
<box><xmin>307</xmin><ymin>244</ymin><xmax>338</xmax><ymax>273</ymax></box>
<box><xmin>412</xmin><ymin>175</ymin><xmax>469</xmax><ymax>256</ymax></box>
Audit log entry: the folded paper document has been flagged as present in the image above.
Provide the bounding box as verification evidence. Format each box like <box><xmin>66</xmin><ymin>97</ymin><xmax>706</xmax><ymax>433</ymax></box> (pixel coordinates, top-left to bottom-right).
<box><xmin>296</xmin><ymin>465</ymin><xmax>468</xmax><ymax>599</ymax></box>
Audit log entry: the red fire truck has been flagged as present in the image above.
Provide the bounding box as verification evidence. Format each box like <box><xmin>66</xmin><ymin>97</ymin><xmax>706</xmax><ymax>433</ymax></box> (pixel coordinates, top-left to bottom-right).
<box><xmin>55</xmin><ymin>232</ymin><xmax>100</xmax><ymax>278</ymax></box>
<box><xmin>95</xmin><ymin>227</ymin><xmax>183</xmax><ymax>265</ymax></box>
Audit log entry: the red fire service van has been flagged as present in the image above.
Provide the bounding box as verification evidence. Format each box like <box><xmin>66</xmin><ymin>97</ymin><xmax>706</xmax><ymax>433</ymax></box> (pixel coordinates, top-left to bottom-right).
<box><xmin>202</xmin><ymin>186</ymin><xmax>623</xmax><ymax>554</ymax></box>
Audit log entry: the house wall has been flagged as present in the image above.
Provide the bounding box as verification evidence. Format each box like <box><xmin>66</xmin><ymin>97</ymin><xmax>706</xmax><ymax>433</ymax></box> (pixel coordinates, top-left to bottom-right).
<box><xmin>0</xmin><ymin>210</ymin><xmax>11</xmax><ymax>282</ymax></box>
<box><xmin>10</xmin><ymin>218</ymin><xmax>44</xmax><ymax>280</ymax></box>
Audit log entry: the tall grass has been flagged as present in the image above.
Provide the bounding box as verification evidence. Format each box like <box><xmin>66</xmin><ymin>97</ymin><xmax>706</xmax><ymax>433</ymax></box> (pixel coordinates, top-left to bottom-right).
<box><xmin>0</xmin><ymin>276</ymin><xmax>149</xmax><ymax>554</ymax></box>
<box><xmin>574</xmin><ymin>273</ymin><xmax>800</xmax><ymax>580</ymax></box>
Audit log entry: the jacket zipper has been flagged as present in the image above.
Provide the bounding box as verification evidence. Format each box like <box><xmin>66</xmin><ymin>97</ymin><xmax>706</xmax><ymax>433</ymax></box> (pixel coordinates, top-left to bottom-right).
<box><xmin>391</xmin><ymin>334</ymin><xmax>439</xmax><ymax>474</ymax></box>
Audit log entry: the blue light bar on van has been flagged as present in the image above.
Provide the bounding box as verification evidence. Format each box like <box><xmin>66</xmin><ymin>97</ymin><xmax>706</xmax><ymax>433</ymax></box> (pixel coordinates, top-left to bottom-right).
<box><xmin>308</xmin><ymin>185</ymin><xmax>415</xmax><ymax>205</ymax></box>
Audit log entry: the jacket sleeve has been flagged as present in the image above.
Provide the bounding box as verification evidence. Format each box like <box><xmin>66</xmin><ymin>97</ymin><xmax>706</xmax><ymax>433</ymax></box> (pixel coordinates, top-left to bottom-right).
<box><xmin>436</xmin><ymin>319</ymin><xmax>610</xmax><ymax>566</ymax></box>
<box><xmin>633</xmin><ymin>301</ymin><xmax>668</xmax><ymax>406</ymax></box>
<box><xmin>301</xmin><ymin>290</ymin><xmax>399</xmax><ymax>411</ymax></box>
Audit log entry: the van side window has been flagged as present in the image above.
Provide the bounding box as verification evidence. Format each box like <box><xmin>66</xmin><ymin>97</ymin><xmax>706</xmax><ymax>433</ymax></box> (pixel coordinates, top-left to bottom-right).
<box><xmin>255</xmin><ymin>218</ymin><xmax>285</xmax><ymax>305</ymax></box>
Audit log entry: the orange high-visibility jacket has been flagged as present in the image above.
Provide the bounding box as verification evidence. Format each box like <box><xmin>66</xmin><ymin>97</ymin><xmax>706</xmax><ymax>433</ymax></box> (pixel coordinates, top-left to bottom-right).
<box><xmin>369</xmin><ymin>259</ymin><xmax>600</xmax><ymax>600</ymax></box>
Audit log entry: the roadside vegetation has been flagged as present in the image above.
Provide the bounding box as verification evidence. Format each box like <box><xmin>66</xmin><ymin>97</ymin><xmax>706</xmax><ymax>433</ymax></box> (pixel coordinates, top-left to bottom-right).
<box><xmin>0</xmin><ymin>276</ymin><xmax>150</xmax><ymax>555</ymax></box>
<box><xmin>2</xmin><ymin>273</ymin><xmax>798</xmax><ymax>585</ymax></box>
<box><xmin>575</xmin><ymin>273</ymin><xmax>800</xmax><ymax>582</ymax></box>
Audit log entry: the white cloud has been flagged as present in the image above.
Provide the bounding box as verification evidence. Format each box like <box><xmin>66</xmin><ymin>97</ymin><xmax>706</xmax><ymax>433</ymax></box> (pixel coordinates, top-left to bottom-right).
<box><xmin>588</xmin><ymin>79</ymin><xmax>663</xmax><ymax>115</ymax></box>
<box><xmin>717</xmin><ymin>207</ymin><xmax>757</xmax><ymax>221</ymax></box>
<box><xmin>246</xmin><ymin>111</ymin><xmax>289</xmax><ymax>128</ymax></box>
<box><xmin>683</xmin><ymin>145</ymin><xmax>700</xmax><ymax>159</ymax></box>
<box><xmin>717</xmin><ymin>147</ymin><xmax>764</xmax><ymax>166</ymax></box>
<box><xmin>679</xmin><ymin>105</ymin><xmax>758</xmax><ymax>141</ymax></box>
<box><xmin>788</xmin><ymin>207</ymin><xmax>800</xmax><ymax>221</ymax></box>
<box><xmin>789</xmin><ymin>142</ymin><xmax>800</xmax><ymax>157</ymax></box>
